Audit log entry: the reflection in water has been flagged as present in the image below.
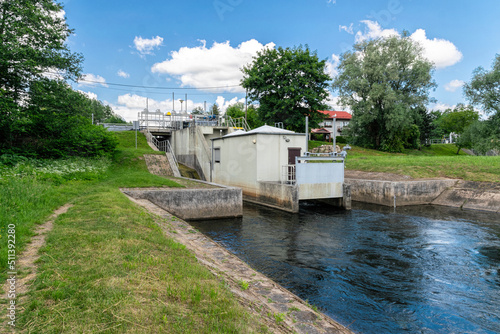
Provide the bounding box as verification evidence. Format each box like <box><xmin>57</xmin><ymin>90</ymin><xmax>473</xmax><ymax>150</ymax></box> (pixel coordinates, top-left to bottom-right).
<box><xmin>191</xmin><ymin>202</ymin><xmax>500</xmax><ymax>334</ymax></box>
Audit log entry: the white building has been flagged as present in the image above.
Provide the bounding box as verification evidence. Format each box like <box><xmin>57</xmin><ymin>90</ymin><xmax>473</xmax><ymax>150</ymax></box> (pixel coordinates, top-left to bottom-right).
<box><xmin>210</xmin><ymin>125</ymin><xmax>350</xmax><ymax>212</ymax></box>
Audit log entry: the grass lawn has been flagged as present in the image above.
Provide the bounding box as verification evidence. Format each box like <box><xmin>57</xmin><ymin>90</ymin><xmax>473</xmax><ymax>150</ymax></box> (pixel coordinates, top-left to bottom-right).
<box><xmin>1</xmin><ymin>131</ymin><xmax>270</xmax><ymax>333</ymax></box>
<box><xmin>309</xmin><ymin>141</ymin><xmax>500</xmax><ymax>182</ymax></box>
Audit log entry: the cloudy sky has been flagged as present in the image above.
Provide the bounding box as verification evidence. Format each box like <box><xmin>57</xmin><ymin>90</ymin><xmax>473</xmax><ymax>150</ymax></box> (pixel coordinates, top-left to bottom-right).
<box><xmin>64</xmin><ymin>0</ymin><xmax>500</xmax><ymax>121</ymax></box>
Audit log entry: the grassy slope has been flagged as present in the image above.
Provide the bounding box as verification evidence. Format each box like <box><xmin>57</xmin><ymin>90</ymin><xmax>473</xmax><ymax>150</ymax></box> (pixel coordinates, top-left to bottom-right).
<box><xmin>309</xmin><ymin>141</ymin><xmax>500</xmax><ymax>182</ymax></box>
<box><xmin>2</xmin><ymin>132</ymin><xmax>269</xmax><ymax>333</ymax></box>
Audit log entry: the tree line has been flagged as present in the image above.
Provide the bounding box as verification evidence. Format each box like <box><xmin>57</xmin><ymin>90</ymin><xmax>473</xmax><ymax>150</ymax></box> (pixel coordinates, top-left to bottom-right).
<box><xmin>240</xmin><ymin>37</ymin><xmax>499</xmax><ymax>155</ymax></box>
<box><xmin>2</xmin><ymin>1</ymin><xmax>498</xmax><ymax>158</ymax></box>
<box><xmin>0</xmin><ymin>0</ymin><xmax>119</xmax><ymax>159</ymax></box>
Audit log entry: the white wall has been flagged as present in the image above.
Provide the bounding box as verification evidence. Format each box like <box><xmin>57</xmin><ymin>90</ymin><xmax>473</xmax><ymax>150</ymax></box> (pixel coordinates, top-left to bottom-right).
<box><xmin>212</xmin><ymin>133</ymin><xmax>306</xmax><ymax>193</ymax></box>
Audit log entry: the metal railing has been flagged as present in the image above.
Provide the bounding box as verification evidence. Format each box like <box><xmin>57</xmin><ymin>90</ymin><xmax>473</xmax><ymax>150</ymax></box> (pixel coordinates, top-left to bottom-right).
<box><xmin>165</xmin><ymin>139</ymin><xmax>178</xmax><ymax>168</ymax></box>
<box><xmin>227</xmin><ymin>116</ymin><xmax>251</xmax><ymax>131</ymax></box>
<box><xmin>281</xmin><ymin>165</ymin><xmax>296</xmax><ymax>184</ymax></box>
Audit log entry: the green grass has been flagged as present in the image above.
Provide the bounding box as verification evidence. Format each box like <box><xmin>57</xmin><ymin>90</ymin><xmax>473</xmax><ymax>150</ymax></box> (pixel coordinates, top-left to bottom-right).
<box><xmin>1</xmin><ymin>131</ymin><xmax>269</xmax><ymax>333</ymax></box>
<box><xmin>309</xmin><ymin>140</ymin><xmax>500</xmax><ymax>182</ymax></box>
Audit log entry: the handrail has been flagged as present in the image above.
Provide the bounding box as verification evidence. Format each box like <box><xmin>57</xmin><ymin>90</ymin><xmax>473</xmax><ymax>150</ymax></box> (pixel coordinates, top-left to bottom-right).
<box><xmin>144</xmin><ymin>128</ymin><xmax>178</xmax><ymax>170</ymax></box>
<box><xmin>165</xmin><ymin>139</ymin><xmax>178</xmax><ymax>168</ymax></box>
<box><xmin>281</xmin><ymin>165</ymin><xmax>296</xmax><ymax>184</ymax></box>
<box><xmin>227</xmin><ymin>116</ymin><xmax>251</xmax><ymax>131</ymax></box>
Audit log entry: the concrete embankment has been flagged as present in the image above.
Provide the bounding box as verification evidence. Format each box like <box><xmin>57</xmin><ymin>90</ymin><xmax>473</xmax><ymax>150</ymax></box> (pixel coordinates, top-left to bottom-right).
<box><xmin>122</xmin><ymin>180</ymin><xmax>243</xmax><ymax>220</ymax></box>
<box><xmin>346</xmin><ymin>176</ymin><xmax>500</xmax><ymax>213</ymax></box>
<box><xmin>433</xmin><ymin>181</ymin><xmax>500</xmax><ymax>213</ymax></box>
<box><xmin>125</xmin><ymin>194</ymin><xmax>354</xmax><ymax>334</ymax></box>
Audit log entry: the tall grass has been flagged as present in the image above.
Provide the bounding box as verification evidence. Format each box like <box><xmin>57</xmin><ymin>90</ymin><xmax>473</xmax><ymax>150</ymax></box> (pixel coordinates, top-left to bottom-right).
<box><xmin>1</xmin><ymin>131</ymin><xmax>269</xmax><ymax>332</ymax></box>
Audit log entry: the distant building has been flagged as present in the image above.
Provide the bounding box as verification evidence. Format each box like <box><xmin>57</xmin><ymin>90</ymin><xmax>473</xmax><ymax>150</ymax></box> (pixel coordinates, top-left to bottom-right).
<box><xmin>317</xmin><ymin>110</ymin><xmax>352</xmax><ymax>136</ymax></box>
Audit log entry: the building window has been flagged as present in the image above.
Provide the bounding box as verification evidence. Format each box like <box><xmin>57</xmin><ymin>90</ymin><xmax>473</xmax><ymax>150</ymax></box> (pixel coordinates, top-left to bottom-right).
<box><xmin>214</xmin><ymin>148</ymin><xmax>221</xmax><ymax>163</ymax></box>
<box><xmin>325</xmin><ymin>121</ymin><xmax>332</xmax><ymax>126</ymax></box>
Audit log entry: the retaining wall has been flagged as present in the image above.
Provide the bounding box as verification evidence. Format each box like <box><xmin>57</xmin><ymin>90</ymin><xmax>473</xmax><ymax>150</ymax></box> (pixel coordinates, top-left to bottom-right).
<box><xmin>345</xmin><ymin>179</ymin><xmax>459</xmax><ymax>207</ymax></box>
<box><xmin>432</xmin><ymin>181</ymin><xmax>500</xmax><ymax>213</ymax></box>
<box><xmin>122</xmin><ymin>184</ymin><xmax>242</xmax><ymax>220</ymax></box>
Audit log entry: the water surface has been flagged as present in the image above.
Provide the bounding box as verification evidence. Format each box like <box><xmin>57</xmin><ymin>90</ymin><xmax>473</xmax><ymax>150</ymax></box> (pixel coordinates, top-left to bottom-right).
<box><xmin>190</xmin><ymin>202</ymin><xmax>500</xmax><ymax>334</ymax></box>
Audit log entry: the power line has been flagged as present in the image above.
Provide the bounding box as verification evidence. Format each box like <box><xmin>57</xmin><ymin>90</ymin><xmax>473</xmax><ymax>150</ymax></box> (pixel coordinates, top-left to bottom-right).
<box><xmin>77</xmin><ymin>78</ymin><xmax>242</xmax><ymax>91</ymax></box>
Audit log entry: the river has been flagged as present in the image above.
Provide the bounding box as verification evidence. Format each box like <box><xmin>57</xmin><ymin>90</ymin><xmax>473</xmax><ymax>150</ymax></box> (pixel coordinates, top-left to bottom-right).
<box><xmin>190</xmin><ymin>202</ymin><xmax>500</xmax><ymax>334</ymax></box>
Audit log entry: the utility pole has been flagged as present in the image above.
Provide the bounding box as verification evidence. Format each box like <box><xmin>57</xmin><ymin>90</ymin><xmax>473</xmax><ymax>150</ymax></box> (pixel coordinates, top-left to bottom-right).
<box><xmin>245</xmin><ymin>88</ymin><xmax>248</xmax><ymax>121</ymax></box>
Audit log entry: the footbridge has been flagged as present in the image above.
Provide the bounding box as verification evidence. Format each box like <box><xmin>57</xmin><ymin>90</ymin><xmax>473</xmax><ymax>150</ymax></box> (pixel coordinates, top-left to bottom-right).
<box><xmin>138</xmin><ymin>109</ymin><xmax>250</xmax><ymax>180</ymax></box>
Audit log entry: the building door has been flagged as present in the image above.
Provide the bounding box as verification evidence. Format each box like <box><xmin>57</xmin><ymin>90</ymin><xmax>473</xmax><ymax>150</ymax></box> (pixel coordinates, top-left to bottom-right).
<box><xmin>287</xmin><ymin>148</ymin><xmax>301</xmax><ymax>182</ymax></box>
<box><xmin>288</xmin><ymin>148</ymin><xmax>301</xmax><ymax>165</ymax></box>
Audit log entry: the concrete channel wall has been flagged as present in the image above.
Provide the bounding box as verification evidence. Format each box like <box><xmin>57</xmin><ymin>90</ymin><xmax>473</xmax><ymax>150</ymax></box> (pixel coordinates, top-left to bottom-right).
<box><xmin>433</xmin><ymin>181</ymin><xmax>500</xmax><ymax>213</ymax></box>
<box><xmin>122</xmin><ymin>184</ymin><xmax>242</xmax><ymax>220</ymax></box>
<box><xmin>346</xmin><ymin>179</ymin><xmax>459</xmax><ymax>207</ymax></box>
<box><xmin>171</xmin><ymin>127</ymin><xmax>212</xmax><ymax>181</ymax></box>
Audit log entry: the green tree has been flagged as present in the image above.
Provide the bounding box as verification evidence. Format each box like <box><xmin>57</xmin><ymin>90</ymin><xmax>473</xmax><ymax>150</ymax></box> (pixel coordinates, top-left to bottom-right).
<box><xmin>225</xmin><ymin>102</ymin><xmax>245</xmax><ymax>118</ymax></box>
<box><xmin>241</xmin><ymin>45</ymin><xmax>331</xmax><ymax>132</ymax></box>
<box><xmin>464</xmin><ymin>54</ymin><xmax>500</xmax><ymax>115</ymax></box>
<box><xmin>332</xmin><ymin>35</ymin><xmax>436</xmax><ymax>152</ymax></box>
<box><xmin>209</xmin><ymin>103</ymin><xmax>220</xmax><ymax>116</ymax></box>
<box><xmin>434</xmin><ymin>104</ymin><xmax>479</xmax><ymax>138</ymax></box>
<box><xmin>103</xmin><ymin>114</ymin><xmax>127</xmax><ymax>124</ymax></box>
<box><xmin>225</xmin><ymin>102</ymin><xmax>263</xmax><ymax>129</ymax></box>
<box><xmin>191</xmin><ymin>106</ymin><xmax>205</xmax><ymax>115</ymax></box>
<box><xmin>456</xmin><ymin>116</ymin><xmax>500</xmax><ymax>155</ymax></box>
<box><xmin>462</xmin><ymin>54</ymin><xmax>500</xmax><ymax>155</ymax></box>
<box><xmin>0</xmin><ymin>0</ymin><xmax>83</xmax><ymax>148</ymax></box>
<box><xmin>14</xmin><ymin>79</ymin><xmax>117</xmax><ymax>158</ymax></box>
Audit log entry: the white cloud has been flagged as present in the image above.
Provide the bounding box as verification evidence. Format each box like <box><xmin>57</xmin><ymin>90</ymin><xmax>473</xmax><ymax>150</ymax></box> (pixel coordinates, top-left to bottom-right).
<box><xmin>112</xmin><ymin>93</ymin><xmax>205</xmax><ymax>122</ymax></box>
<box><xmin>339</xmin><ymin>23</ymin><xmax>354</xmax><ymax>34</ymax></box>
<box><xmin>355</xmin><ymin>20</ymin><xmax>399</xmax><ymax>43</ymax></box>
<box><xmin>117</xmin><ymin>70</ymin><xmax>130</xmax><ymax>78</ymax></box>
<box><xmin>78</xmin><ymin>73</ymin><xmax>108</xmax><ymax>87</ymax></box>
<box><xmin>410</xmin><ymin>29</ymin><xmax>463</xmax><ymax>69</ymax></box>
<box><xmin>429</xmin><ymin>102</ymin><xmax>455</xmax><ymax>112</ymax></box>
<box><xmin>326</xmin><ymin>53</ymin><xmax>340</xmax><ymax>79</ymax></box>
<box><xmin>78</xmin><ymin>90</ymin><xmax>98</xmax><ymax>100</ymax></box>
<box><xmin>151</xmin><ymin>39</ymin><xmax>275</xmax><ymax>93</ymax></box>
<box><xmin>354</xmin><ymin>21</ymin><xmax>462</xmax><ymax>69</ymax></box>
<box><xmin>133</xmin><ymin>36</ymin><xmax>163</xmax><ymax>56</ymax></box>
<box><xmin>444</xmin><ymin>79</ymin><xmax>465</xmax><ymax>92</ymax></box>
<box><xmin>215</xmin><ymin>96</ymin><xmax>246</xmax><ymax>114</ymax></box>
<box><xmin>325</xmin><ymin>92</ymin><xmax>351</xmax><ymax>112</ymax></box>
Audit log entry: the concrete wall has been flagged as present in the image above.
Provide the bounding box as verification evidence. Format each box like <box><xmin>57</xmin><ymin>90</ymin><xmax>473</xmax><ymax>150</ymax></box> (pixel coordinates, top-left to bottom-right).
<box><xmin>122</xmin><ymin>185</ymin><xmax>242</xmax><ymax>220</ymax></box>
<box><xmin>432</xmin><ymin>181</ymin><xmax>500</xmax><ymax>213</ymax></box>
<box><xmin>171</xmin><ymin>126</ymin><xmax>212</xmax><ymax>180</ymax></box>
<box><xmin>212</xmin><ymin>132</ymin><xmax>306</xmax><ymax>188</ymax></box>
<box><xmin>251</xmin><ymin>181</ymin><xmax>299</xmax><ymax>213</ymax></box>
<box><xmin>346</xmin><ymin>178</ymin><xmax>458</xmax><ymax>207</ymax></box>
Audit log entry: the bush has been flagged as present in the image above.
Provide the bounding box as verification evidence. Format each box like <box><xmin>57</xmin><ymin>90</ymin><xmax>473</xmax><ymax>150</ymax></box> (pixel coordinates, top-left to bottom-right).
<box><xmin>336</xmin><ymin>136</ymin><xmax>347</xmax><ymax>144</ymax></box>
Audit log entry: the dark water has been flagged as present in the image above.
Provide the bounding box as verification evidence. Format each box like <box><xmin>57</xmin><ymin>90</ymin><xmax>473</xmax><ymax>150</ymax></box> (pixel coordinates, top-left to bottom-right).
<box><xmin>190</xmin><ymin>202</ymin><xmax>500</xmax><ymax>334</ymax></box>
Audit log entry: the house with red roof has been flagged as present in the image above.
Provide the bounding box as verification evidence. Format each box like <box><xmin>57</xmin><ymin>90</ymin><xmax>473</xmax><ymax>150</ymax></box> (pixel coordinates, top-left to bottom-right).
<box><xmin>316</xmin><ymin>110</ymin><xmax>352</xmax><ymax>136</ymax></box>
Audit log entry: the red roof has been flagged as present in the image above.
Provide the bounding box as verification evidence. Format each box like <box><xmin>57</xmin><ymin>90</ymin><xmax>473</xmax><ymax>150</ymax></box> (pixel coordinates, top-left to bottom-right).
<box><xmin>318</xmin><ymin>110</ymin><xmax>352</xmax><ymax>120</ymax></box>
<box><xmin>311</xmin><ymin>128</ymin><xmax>331</xmax><ymax>134</ymax></box>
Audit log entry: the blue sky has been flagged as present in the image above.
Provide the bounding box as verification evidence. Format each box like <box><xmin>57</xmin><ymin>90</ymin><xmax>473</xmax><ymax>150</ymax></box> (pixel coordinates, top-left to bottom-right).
<box><xmin>60</xmin><ymin>0</ymin><xmax>500</xmax><ymax>121</ymax></box>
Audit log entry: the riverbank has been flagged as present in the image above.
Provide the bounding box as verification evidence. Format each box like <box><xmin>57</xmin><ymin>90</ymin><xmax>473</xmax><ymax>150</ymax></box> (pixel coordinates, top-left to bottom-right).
<box><xmin>125</xmin><ymin>193</ymin><xmax>353</xmax><ymax>334</ymax></box>
<box><xmin>0</xmin><ymin>133</ymin><xmax>278</xmax><ymax>333</ymax></box>
<box><xmin>346</xmin><ymin>170</ymin><xmax>500</xmax><ymax>213</ymax></box>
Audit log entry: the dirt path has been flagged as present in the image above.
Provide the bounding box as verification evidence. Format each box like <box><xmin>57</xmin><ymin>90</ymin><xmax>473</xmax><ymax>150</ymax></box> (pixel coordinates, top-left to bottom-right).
<box><xmin>1</xmin><ymin>204</ymin><xmax>73</xmax><ymax>332</ymax></box>
<box><xmin>125</xmin><ymin>194</ymin><xmax>354</xmax><ymax>334</ymax></box>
